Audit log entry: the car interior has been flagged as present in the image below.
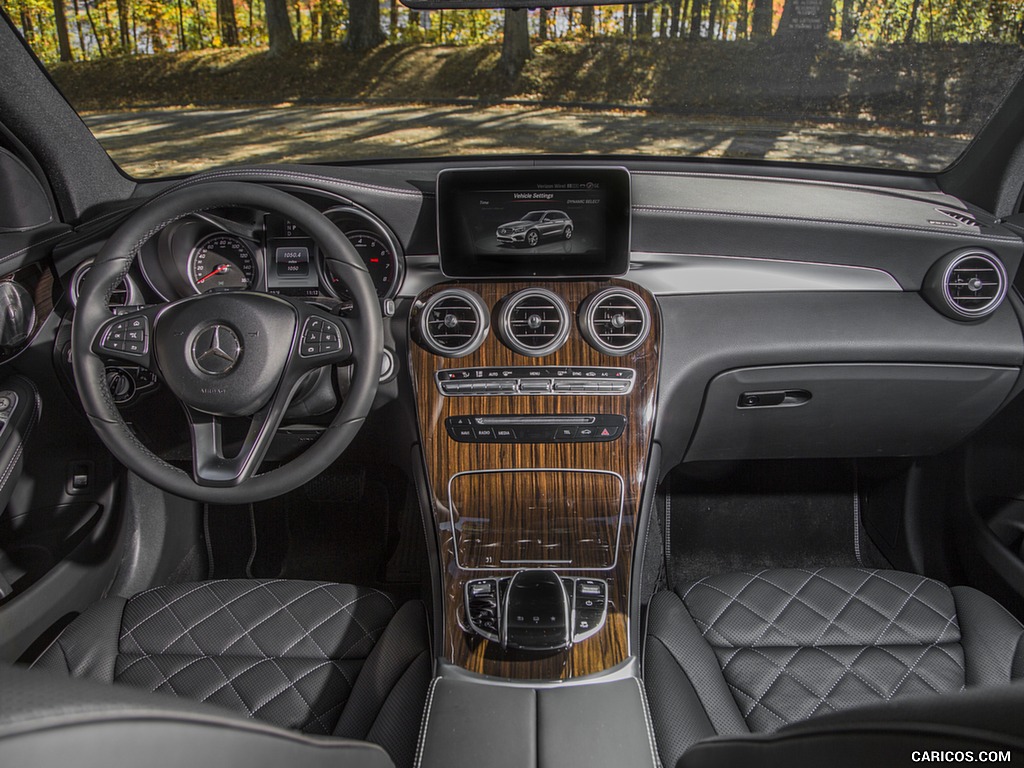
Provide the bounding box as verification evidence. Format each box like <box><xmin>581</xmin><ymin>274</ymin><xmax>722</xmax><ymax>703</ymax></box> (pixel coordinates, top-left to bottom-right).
<box><xmin>2</xmin><ymin>5</ymin><xmax>1024</xmax><ymax>768</ymax></box>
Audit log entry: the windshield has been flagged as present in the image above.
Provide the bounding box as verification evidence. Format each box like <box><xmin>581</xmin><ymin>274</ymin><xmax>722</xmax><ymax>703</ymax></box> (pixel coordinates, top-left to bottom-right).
<box><xmin>7</xmin><ymin>0</ymin><xmax>1024</xmax><ymax>177</ymax></box>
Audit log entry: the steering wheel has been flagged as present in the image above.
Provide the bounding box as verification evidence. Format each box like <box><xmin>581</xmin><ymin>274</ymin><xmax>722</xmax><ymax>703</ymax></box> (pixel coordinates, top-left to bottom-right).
<box><xmin>72</xmin><ymin>182</ymin><xmax>383</xmax><ymax>503</ymax></box>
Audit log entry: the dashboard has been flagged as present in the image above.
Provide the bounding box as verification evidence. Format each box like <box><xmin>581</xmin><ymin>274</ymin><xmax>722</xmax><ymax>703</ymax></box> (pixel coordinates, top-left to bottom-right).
<box><xmin>24</xmin><ymin>161</ymin><xmax>1024</xmax><ymax>678</ymax></box>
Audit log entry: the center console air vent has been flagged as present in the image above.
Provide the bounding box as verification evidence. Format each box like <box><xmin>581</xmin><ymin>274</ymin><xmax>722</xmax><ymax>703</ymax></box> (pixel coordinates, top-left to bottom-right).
<box><xmin>924</xmin><ymin>249</ymin><xmax>1008</xmax><ymax>321</ymax></box>
<box><xmin>499</xmin><ymin>288</ymin><xmax>571</xmax><ymax>357</ymax></box>
<box><xmin>579</xmin><ymin>287</ymin><xmax>651</xmax><ymax>356</ymax></box>
<box><xmin>70</xmin><ymin>260</ymin><xmax>139</xmax><ymax>309</ymax></box>
<box><xmin>418</xmin><ymin>288</ymin><xmax>490</xmax><ymax>357</ymax></box>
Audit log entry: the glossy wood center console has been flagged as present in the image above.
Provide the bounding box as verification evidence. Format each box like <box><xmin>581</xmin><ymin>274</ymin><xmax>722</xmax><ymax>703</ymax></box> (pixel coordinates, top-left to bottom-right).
<box><xmin>409</xmin><ymin>280</ymin><xmax>659</xmax><ymax>679</ymax></box>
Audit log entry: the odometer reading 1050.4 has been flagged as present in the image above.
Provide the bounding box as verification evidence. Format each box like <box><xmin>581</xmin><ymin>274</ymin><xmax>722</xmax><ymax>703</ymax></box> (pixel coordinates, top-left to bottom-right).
<box><xmin>188</xmin><ymin>234</ymin><xmax>258</xmax><ymax>293</ymax></box>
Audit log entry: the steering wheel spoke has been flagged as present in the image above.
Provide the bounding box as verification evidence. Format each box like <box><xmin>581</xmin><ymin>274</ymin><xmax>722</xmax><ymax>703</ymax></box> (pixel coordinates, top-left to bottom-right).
<box><xmin>185</xmin><ymin>394</ymin><xmax>292</xmax><ymax>487</ymax></box>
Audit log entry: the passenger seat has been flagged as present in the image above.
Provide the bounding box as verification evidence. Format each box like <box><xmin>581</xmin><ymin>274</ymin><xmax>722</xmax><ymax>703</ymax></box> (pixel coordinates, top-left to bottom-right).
<box><xmin>643</xmin><ymin>567</ymin><xmax>1024</xmax><ymax>767</ymax></box>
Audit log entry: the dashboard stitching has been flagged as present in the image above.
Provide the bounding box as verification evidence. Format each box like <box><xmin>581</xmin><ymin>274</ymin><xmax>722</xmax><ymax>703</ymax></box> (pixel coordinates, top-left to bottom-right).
<box><xmin>633</xmin><ymin>205</ymin><xmax>1020</xmax><ymax>241</ymax></box>
<box><xmin>162</xmin><ymin>170</ymin><xmax>422</xmax><ymax>200</ymax></box>
<box><xmin>0</xmin><ymin>229</ymin><xmax>76</xmax><ymax>268</ymax></box>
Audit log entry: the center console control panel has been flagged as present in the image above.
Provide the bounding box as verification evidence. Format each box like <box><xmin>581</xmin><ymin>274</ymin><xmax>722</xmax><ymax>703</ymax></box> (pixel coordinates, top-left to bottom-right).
<box><xmin>436</xmin><ymin>366</ymin><xmax>635</xmax><ymax>397</ymax></box>
<box><xmin>465</xmin><ymin>572</ymin><xmax>608</xmax><ymax>650</ymax></box>
<box><xmin>446</xmin><ymin>414</ymin><xmax>626</xmax><ymax>443</ymax></box>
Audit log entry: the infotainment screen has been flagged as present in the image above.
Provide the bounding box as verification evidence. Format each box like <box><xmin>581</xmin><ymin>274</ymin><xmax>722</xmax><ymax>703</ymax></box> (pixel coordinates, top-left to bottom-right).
<box><xmin>436</xmin><ymin>167</ymin><xmax>631</xmax><ymax>278</ymax></box>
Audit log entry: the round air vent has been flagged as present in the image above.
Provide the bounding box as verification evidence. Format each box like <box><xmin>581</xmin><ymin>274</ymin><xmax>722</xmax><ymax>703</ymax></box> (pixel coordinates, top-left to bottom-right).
<box><xmin>579</xmin><ymin>287</ymin><xmax>651</xmax><ymax>356</ymax></box>
<box><xmin>499</xmin><ymin>288</ymin><xmax>571</xmax><ymax>357</ymax></box>
<box><xmin>924</xmin><ymin>249</ymin><xmax>1008</xmax><ymax>321</ymax></box>
<box><xmin>70</xmin><ymin>260</ymin><xmax>139</xmax><ymax>309</ymax></box>
<box><xmin>418</xmin><ymin>288</ymin><xmax>490</xmax><ymax>357</ymax></box>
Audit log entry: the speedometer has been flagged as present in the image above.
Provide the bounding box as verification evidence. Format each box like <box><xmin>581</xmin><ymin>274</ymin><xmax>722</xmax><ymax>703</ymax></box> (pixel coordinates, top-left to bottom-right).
<box><xmin>188</xmin><ymin>234</ymin><xmax>258</xmax><ymax>293</ymax></box>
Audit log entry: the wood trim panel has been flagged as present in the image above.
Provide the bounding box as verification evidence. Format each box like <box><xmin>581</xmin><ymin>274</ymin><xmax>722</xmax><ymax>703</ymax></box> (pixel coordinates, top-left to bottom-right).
<box><xmin>409</xmin><ymin>279</ymin><xmax>659</xmax><ymax>679</ymax></box>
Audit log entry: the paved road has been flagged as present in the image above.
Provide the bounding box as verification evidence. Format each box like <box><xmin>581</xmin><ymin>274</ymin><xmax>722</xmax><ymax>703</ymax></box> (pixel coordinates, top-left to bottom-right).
<box><xmin>82</xmin><ymin>103</ymin><xmax>966</xmax><ymax>177</ymax></box>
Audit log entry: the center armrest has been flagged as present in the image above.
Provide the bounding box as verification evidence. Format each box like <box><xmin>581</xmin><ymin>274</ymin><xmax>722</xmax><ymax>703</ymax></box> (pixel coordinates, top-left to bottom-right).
<box><xmin>416</xmin><ymin>662</ymin><xmax>659</xmax><ymax>768</ymax></box>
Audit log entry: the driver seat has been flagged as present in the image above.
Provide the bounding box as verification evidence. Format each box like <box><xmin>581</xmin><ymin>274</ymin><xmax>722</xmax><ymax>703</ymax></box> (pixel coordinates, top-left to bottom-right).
<box><xmin>30</xmin><ymin>579</ymin><xmax>432</xmax><ymax>768</ymax></box>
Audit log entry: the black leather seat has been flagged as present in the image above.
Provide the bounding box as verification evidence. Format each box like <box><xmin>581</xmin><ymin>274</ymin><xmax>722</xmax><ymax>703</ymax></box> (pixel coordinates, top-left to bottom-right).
<box><xmin>643</xmin><ymin>567</ymin><xmax>1024</xmax><ymax>768</ymax></box>
<box><xmin>30</xmin><ymin>579</ymin><xmax>432</xmax><ymax>768</ymax></box>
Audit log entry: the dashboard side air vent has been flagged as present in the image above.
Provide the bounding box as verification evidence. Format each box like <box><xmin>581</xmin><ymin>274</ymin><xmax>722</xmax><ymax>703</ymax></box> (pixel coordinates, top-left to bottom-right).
<box><xmin>936</xmin><ymin>208</ymin><xmax>979</xmax><ymax>227</ymax></box>
<box><xmin>499</xmin><ymin>288</ymin><xmax>571</xmax><ymax>357</ymax></box>
<box><xmin>418</xmin><ymin>288</ymin><xmax>490</xmax><ymax>357</ymax></box>
<box><xmin>924</xmin><ymin>249</ymin><xmax>1008</xmax><ymax>321</ymax></box>
<box><xmin>579</xmin><ymin>287</ymin><xmax>651</xmax><ymax>356</ymax></box>
<box><xmin>70</xmin><ymin>260</ymin><xmax>139</xmax><ymax>309</ymax></box>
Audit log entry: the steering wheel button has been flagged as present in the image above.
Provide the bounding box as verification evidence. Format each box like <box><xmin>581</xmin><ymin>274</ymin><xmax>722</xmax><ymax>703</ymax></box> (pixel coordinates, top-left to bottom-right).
<box><xmin>124</xmin><ymin>341</ymin><xmax>145</xmax><ymax>355</ymax></box>
<box><xmin>128</xmin><ymin>318</ymin><xmax>145</xmax><ymax>329</ymax></box>
<box><xmin>307</xmin><ymin>318</ymin><xmax>323</xmax><ymax>331</ymax></box>
<box><xmin>302</xmin><ymin>344</ymin><xmax>320</xmax><ymax>356</ymax></box>
<box><xmin>104</xmin><ymin>338</ymin><xmax>124</xmax><ymax>352</ymax></box>
<box><xmin>126</xmin><ymin>329</ymin><xmax>145</xmax><ymax>342</ymax></box>
<box><xmin>320</xmin><ymin>340</ymin><xmax>340</xmax><ymax>354</ymax></box>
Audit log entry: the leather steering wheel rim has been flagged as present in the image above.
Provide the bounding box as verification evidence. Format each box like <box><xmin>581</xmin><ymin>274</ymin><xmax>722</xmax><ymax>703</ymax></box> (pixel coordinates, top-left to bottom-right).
<box><xmin>72</xmin><ymin>181</ymin><xmax>383</xmax><ymax>503</ymax></box>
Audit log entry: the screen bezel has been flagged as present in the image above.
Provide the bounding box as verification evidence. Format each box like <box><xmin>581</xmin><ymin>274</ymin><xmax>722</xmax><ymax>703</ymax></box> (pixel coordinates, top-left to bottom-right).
<box><xmin>436</xmin><ymin>166</ymin><xmax>632</xmax><ymax>279</ymax></box>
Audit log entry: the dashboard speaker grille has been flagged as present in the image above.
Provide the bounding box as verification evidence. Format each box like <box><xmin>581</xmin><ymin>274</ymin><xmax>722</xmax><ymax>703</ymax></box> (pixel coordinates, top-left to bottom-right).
<box><xmin>580</xmin><ymin>288</ymin><xmax>651</xmax><ymax>356</ymax></box>
<box><xmin>419</xmin><ymin>288</ymin><xmax>489</xmax><ymax>357</ymax></box>
<box><xmin>500</xmin><ymin>289</ymin><xmax>571</xmax><ymax>357</ymax></box>
<box><xmin>942</xmin><ymin>251</ymin><xmax>1007</xmax><ymax>319</ymax></box>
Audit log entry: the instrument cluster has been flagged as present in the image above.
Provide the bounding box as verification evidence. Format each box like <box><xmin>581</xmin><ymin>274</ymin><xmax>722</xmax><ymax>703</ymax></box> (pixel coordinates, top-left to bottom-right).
<box><xmin>136</xmin><ymin>203</ymin><xmax>403</xmax><ymax>303</ymax></box>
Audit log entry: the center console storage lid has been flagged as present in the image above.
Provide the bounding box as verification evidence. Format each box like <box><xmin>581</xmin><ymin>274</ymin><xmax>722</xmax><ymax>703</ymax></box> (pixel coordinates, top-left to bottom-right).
<box><xmin>416</xmin><ymin>663</ymin><xmax>658</xmax><ymax>768</ymax></box>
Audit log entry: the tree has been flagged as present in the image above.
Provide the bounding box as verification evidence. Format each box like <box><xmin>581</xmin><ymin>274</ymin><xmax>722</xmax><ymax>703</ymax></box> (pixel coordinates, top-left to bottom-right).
<box><xmin>116</xmin><ymin>0</ymin><xmax>131</xmax><ymax>51</ymax></box>
<box><xmin>218</xmin><ymin>0</ymin><xmax>240</xmax><ymax>45</ymax></box>
<box><xmin>668</xmin><ymin>0</ymin><xmax>683</xmax><ymax>37</ymax></box>
<box><xmin>346</xmin><ymin>0</ymin><xmax>385</xmax><ymax>50</ymax></box>
<box><xmin>581</xmin><ymin>6</ymin><xmax>594</xmax><ymax>35</ymax></box>
<box><xmin>751</xmin><ymin>0</ymin><xmax>772</xmax><ymax>38</ymax></box>
<box><xmin>499</xmin><ymin>8</ymin><xmax>530</xmax><ymax>80</ymax></box>
<box><xmin>52</xmin><ymin>0</ymin><xmax>73</xmax><ymax>60</ymax></box>
<box><xmin>689</xmin><ymin>0</ymin><xmax>705</xmax><ymax>39</ymax></box>
<box><xmin>264</xmin><ymin>0</ymin><xmax>295</xmax><ymax>54</ymax></box>
<box><xmin>904</xmin><ymin>0</ymin><xmax>922</xmax><ymax>42</ymax></box>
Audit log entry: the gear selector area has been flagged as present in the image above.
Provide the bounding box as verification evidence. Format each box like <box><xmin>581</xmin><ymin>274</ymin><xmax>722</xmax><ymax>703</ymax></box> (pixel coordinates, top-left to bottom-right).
<box><xmin>464</xmin><ymin>570</ymin><xmax>608</xmax><ymax>651</ymax></box>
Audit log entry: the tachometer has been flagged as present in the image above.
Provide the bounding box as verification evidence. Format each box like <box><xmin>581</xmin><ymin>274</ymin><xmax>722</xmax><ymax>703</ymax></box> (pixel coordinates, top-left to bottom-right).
<box><xmin>188</xmin><ymin>234</ymin><xmax>258</xmax><ymax>293</ymax></box>
<box><xmin>323</xmin><ymin>206</ymin><xmax>403</xmax><ymax>300</ymax></box>
<box><xmin>347</xmin><ymin>230</ymin><xmax>396</xmax><ymax>297</ymax></box>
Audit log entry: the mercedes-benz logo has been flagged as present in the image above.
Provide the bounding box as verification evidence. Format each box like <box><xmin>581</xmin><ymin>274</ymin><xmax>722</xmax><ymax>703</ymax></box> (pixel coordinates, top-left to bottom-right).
<box><xmin>192</xmin><ymin>324</ymin><xmax>241</xmax><ymax>375</ymax></box>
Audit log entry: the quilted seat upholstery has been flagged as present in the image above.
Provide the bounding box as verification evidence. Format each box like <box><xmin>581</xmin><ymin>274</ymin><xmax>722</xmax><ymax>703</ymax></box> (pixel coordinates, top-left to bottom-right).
<box><xmin>644</xmin><ymin>568</ymin><xmax>1024</xmax><ymax>768</ymax></box>
<box><xmin>33</xmin><ymin>579</ymin><xmax>432</xmax><ymax>768</ymax></box>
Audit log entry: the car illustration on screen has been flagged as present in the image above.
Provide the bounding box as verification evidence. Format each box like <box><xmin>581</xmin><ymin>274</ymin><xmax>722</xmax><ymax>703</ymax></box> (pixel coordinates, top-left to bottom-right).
<box><xmin>496</xmin><ymin>210</ymin><xmax>574</xmax><ymax>247</ymax></box>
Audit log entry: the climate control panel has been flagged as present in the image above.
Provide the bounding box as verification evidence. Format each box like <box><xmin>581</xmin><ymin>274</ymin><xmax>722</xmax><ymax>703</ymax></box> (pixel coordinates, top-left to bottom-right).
<box><xmin>436</xmin><ymin>366</ymin><xmax>634</xmax><ymax>396</ymax></box>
